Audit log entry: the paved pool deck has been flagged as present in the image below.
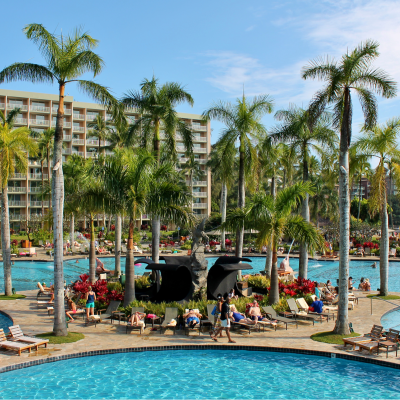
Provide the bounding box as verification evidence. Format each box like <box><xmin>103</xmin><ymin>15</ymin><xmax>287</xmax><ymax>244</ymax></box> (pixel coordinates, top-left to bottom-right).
<box><xmin>0</xmin><ymin>289</ymin><xmax>399</xmax><ymax>370</ymax></box>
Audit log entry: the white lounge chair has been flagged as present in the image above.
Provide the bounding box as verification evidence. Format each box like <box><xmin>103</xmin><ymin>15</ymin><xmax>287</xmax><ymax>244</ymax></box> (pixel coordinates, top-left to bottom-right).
<box><xmin>8</xmin><ymin>325</ymin><xmax>49</xmax><ymax>349</ymax></box>
<box><xmin>0</xmin><ymin>329</ymin><xmax>36</xmax><ymax>356</ymax></box>
<box><xmin>133</xmin><ymin>245</ymin><xmax>142</xmax><ymax>254</ymax></box>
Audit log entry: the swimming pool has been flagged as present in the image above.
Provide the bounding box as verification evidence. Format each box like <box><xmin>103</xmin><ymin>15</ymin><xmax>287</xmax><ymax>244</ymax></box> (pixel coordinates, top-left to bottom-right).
<box><xmin>0</xmin><ymin>312</ymin><xmax>12</xmax><ymax>334</ymax></box>
<box><xmin>381</xmin><ymin>307</ymin><xmax>400</xmax><ymax>331</ymax></box>
<box><xmin>2</xmin><ymin>256</ymin><xmax>400</xmax><ymax>293</ymax></box>
<box><xmin>1</xmin><ymin>350</ymin><xmax>400</xmax><ymax>399</ymax></box>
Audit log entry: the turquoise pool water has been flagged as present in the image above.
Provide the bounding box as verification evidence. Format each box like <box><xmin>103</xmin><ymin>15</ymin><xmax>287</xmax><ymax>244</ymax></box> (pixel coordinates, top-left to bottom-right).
<box><xmin>381</xmin><ymin>307</ymin><xmax>400</xmax><ymax>331</ymax></box>
<box><xmin>1</xmin><ymin>256</ymin><xmax>400</xmax><ymax>293</ymax></box>
<box><xmin>1</xmin><ymin>350</ymin><xmax>400</xmax><ymax>399</ymax></box>
<box><xmin>0</xmin><ymin>312</ymin><xmax>12</xmax><ymax>333</ymax></box>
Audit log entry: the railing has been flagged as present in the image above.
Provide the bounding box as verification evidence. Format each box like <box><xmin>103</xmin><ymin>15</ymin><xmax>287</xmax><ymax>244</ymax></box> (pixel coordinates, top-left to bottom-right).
<box><xmin>193</xmin><ymin>136</ymin><xmax>207</xmax><ymax>142</ymax></box>
<box><xmin>179</xmin><ymin>158</ymin><xmax>188</xmax><ymax>163</ymax></box>
<box><xmin>9</xmin><ymin>201</ymin><xmax>26</xmax><ymax>206</ymax></box>
<box><xmin>8</xmin><ymin>187</ymin><xmax>26</xmax><ymax>193</ymax></box>
<box><xmin>30</xmin><ymin>106</ymin><xmax>50</xmax><ymax>113</ymax></box>
<box><xmin>29</xmin><ymin>187</ymin><xmax>42</xmax><ymax>193</ymax></box>
<box><xmin>193</xmin><ymin>192</ymin><xmax>207</xmax><ymax>197</ymax></box>
<box><xmin>72</xmin><ymin>151</ymin><xmax>85</xmax><ymax>157</ymax></box>
<box><xmin>86</xmin><ymin>139</ymin><xmax>99</xmax><ymax>146</ymax></box>
<box><xmin>176</xmin><ymin>146</ymin><xmax>186</xmax><ymax>152</ymax></box>
<box><xmin>52</xmin><ymin>108</ymin><xmax>72</xmax><ymax>115</ymax></box>
<box><xmin>30</xmin><ymin>201</ymin><xmax>50</xmax><ymax>207</ymax></box>
<box><xmin>29</xmin><ymin>119</ymin><xmax>49</xmax><ymax>126</ymax></box>
<box><xmin>190</xmin><ymin>125</ymin><xmax>207</xmax><ymax>131</ymax></box>
<box><xmin>191</xmin><ymin>180</ymin><xmax>207</xmax><ymax>186</ymax></box>
<box><xmin>194</xmin><ymin>213</ymin><xmax>208</xmax><ymax>218</ymax></box>
<box><xmin>72</xmin><ymin>139</ymin><xmax>85</xmax><ymax>145</ymax></box>
<box><xmin>62</xmin><ymin>148</ymin><xmax>72</xmax><ymax>155</ymax></box>
<box><xmin>194</xmin><ymin>148</ymin><xmax>207</xmax><ymax>153</ymax></box>
<box><xmin>193</xmin><ymin>203</ymin><xmax>208</xmax><ymax>209</ymax></box>
<box><xmin>13</xmin><ymin>173</ymin><xmax>26</xmax><ymax>179</ymax></box>
<box><xmin>7</xmin><ymin>104</ymin><xmax>28</xmax><ymax>111</ymax></box>
<box><xmin>51</xmin><ymin>121</ymin><xmax>71</xmax><ymax>128</ymax></box>
<box><xmin>63</xmin><ymin>135</ymin><xmax>72</xmax><ymax>141</ymax></box>
<box><xmin>29</xmin><ymin>173</ymin><xmax>48</xmax><ymax>179</ymax></box>
<box><xmin>14</xmin><ymin>118</ymin><xmax>27</xmax><ymax>125</ymax></box>
<box><xmin>73</xmin><ymin>114</ymin><xmax>85</xmax><ymax>120</ymax></box>
<box><xmin>198</xmin><ymin>159</ymin><xmax>207</xmax><ymax>164</ymax></box>
<box><xmin>73</xmin><ymin>126</ymin><xmax>85</xmax><ymax>132</ymax></box>
<box><xmin>0</xmin><ymin>103</ymin><xmax>5</xmax><ymax>109</ymax></box>
<box><xmin>125</xmin><ymin>106</ymin><xmax>140</xmax><ymax>113</ymax></box>
<box><xmin>86</xmin><ymin>115</ymin><xmax>99</xmax><ymax>121</ymax></box>
<box><xmin>9</xmin><ymin>215</ymin><xmax>24</xmax><ymax>221</ymax></box>
<box><xmin>86</xmin><ymin>152</ymin><xmax>98</xmax><ymax>158</ymax></box>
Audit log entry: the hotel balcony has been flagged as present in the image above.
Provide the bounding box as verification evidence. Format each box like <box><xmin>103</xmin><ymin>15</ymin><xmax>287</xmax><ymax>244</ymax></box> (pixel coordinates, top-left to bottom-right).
<box><xmin>0</xmin><ymin>103</ymin><xmax>5</xmax><ymax>109</ymax></box>
<box><xmin>9</xmin><ymin>214</ymin><xmax>25</xmax><ymax>221</ymax></box>
<box><xmin>194</xmin><ymin>148</ymin><xmax>207</xmax><ymax>153</ymax></box>
<box><xmin>72</xmin><ymin>151</ymin><xmax>85</xmax><ymax>157</ymax></box>
<box><xmin>8</xmin><ymin>104</ymin><xmax>28</xmax><ymax>111</ymax></box>
<box><xmin>62</xmin><ymin>148</ymin><xmax>72</xmax><ymax>155</ymax></box>
<box><xmin>193</xmin><ymin>203</ymin><xmax>208</xmax><ymax>209</ymax></box>
<box><xmin>29</xmin><ymin>187</ymin><xmax>42</xmax><ymax>193</ymax></box>
<box><xmin>13</xmin><ymin>173</ymin><xmax>27</xmax><ymax>179</ymax></box>
<box><xmin>51</xmin><ymin>121</ymin><xmax>72</xmax><ymax>128</ymax></box>
<box><xmin>190</xmin><ymin>180</ymin><xmax>207</xmax><ymax>186</ymax></box>
<box><xmin>190</xmin><ymin>125</ymin><xmax>207</xmax><ymax>131</ymax></box>
<box><xmin>72</xmin><ymin>138</ymin><xmax>85</xmax><ymax>145</ymax></box>
<box><xmin>30</xmin><ymin>106</ymin><xmax>50</xmax><ymax>113</ymax></box>
<box><xmin>63</xmin><ymin>135</ymin><xmax>72</xmax><ymax>141</ymax></box>
<box><xmin>193</xmin><ymin>192</ymin><xmax>207</xmax><ymax>197</ymax></box>
<box><xmin>30</xmin><ymin>201</ymin><xmax>50</xmax><ymax>207</ymax></box>
<box><xmin>73</xmin><ymin>126</ymin><xmax>85</xmax><ymax>133</ymax></box>
<box><xmin>8</xmin><ymin>187</ymin><xmax>27</xmax><ymax>193</ymax></box>
<box><xmin>73</xmin><ymin>114</ymin><xmax>85</xmax><ymax>120</ymax></box>
<box><xmin>86</xmin><ymin>115</ymin><xmax>98</xmax><ymax>121</ymax></box>
<box><xmin>29</xmin><ymin>119</ymin><xmax>49</xmax><ymax>127</ymax></box>
<box><xmin>193</xmin><ymin>136</ymin><xmax>207</xmax><ymax>142</ymax></box>
<box><xmin>29</xmin><ymin>173</ymin><xmax>48</xmax><ymax>180</ymax></box>
<box><xmin>9</xmin><ymin>201</ymin><xmax>26</xmax><ymax>207</ymax></box>
<box><xmin>14</xmin><ymin>118</ymin><xmax>28</xmax><ymax>125</ymax></box>
<box><xmin>86</xmin><ymin>139</ymin><xmax>99</xmax><ymax>146</ymax></box>
<box><xmin>52</xmin><ymin>107</ymin><xmax>72</xmax><ymax>115</ymax></box>
<box><xmin>86</xmin><ymin>151</ymin><xmax>98</xmax><ymax>158</ymax></box>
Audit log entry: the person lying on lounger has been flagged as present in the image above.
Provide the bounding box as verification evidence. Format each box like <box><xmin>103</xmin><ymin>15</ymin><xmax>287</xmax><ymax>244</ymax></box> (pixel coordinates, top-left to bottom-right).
<box><xmin>248</xmin><ymin>301</ymin><xmax>277</xmax><ymax>323</ymax></box>
<box><xmin>96</xmin><ymin>258</ymin><xmax>113</xmax><ymax>275</ymax></box>
<box><xmin>183</xmin><ymin>309</ymin><xmax>202</xmax><ymax>329</ymax></box>
<box><xmin>129</xmin><ymin>311</ymin><xmax>146</xmax><ymax>326</ymax></box>
<box><xmin>229</xmin><ymin>305</ymin><xmax>257</xmax><ymax>325</ymax></box>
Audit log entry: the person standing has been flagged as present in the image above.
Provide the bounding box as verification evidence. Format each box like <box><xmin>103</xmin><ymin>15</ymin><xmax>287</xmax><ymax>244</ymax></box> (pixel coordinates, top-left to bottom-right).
<box><xmin>211</xmin><ymin>294</ymin><xmax>235</xmax><ymax>343</ymax></box>
<box><xmin>85</xmin><ymin>286</ymin><xmax>96</xmax><ymax>319</ymax></box>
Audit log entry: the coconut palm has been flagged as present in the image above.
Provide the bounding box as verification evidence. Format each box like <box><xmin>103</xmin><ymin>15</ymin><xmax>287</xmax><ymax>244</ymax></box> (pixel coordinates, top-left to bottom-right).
<box><xmin>0</xmin><ymin>24</ymin><xmax>120</xmax><ymax>335</ymax></box>
<box><xmin>302</xmin><ymin>40</ymin><xmax>396</xmax><ymax>334</ymax></box>
<box><xmin>271</xmin><ymin>105</ymin><xmax>337</xmax><ymax>278</ymax></box>
<box><xmin>354</xmin><ymin>118</ymin><xmax>400</xmax><ymax>295</ymax></box>
<box><xmin>87</xmin><ymin>115</ymin><xmax>112</xmax><ymax>157</ymax></box>
<box><xmin>203</xmin><ymin>94</ymin><xmax>273</xmax><ymax>258</ymax></box>
<box><xmin>122</xmin><ymin>76</ymin><xmax>194</xmax><ymax>263</ymax></box>
<box><xmin>0</xmin><ymin>109</ymin><xmax>37</xmax><ymax>295</ymax></box>
<box><xmin>207</xmin><ymin>140</ymin><xmax>237</xmax><ymax>250</ymax></box>
<box><xmin>223</xmin><ymin>182</ymin><xmax>323</xmax><ymax>304</ymax></box>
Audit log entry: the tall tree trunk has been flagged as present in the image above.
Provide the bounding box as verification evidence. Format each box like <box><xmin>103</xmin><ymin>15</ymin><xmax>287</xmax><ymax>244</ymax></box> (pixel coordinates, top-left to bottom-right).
<box><xmin>114</xmin><ymin>215</ymin><xmax>122</xmax><ymax>276</ymax></box>
<box><xmin>47</xmin><ymin>147</ymin><xmax>51</xmax><ymax>219</ymax></box>
<box><xmin>220</xmin><ymin>182</ymin><xmax>227</xmax><ymax>251</ymax></box>
<box><xmin>333</xmin><ymin>88</ymin><xmax>350</xmax><ymax>335</ymax></box>
<box><xmin>89</xmin><ymin>214</ymin><xmax>96</xmax><ymax>283</ymax></box>
<box><xmin>269</xmin><ymin>245</ymin><xmax>279</xmax><ymax>305</ymax></box>
<box><xmin>265</xmin><ymin>176</ymin><xmax>275</xmax><ymax>278</ymax></box>
<box><xmin>69</xmin><ymin>213</ymin><xmax>74</xmax><ymax>249</ymax></box>
<box><xmin>1</xmin><ymin>187</ymin><xmax>12</xmax><ymax>295</ymax></box>
<box><xmin>124</xmin><ymin>217</ymin><xmax>135</xmax><ymax>306</ymax></box>
<box><xmin>41</xmin><ymin>160</ymin><xmax>44</xmax><ymax>229</ymax></box>
<box><xmin>380</xmin><ymin>189</ymin><xmax>389</xmax><ymax>296</ymax></box>
<box><xmin>299</xmin><ymin>158</ymin><xmax>309</xmax><ymax>279</ymax></box>
<box><xmin>236</xmin><ymin>147</ymin><xmax>245</xmax><ymax>260</ymax></box>
<box><xmin>52</xmin><ymin>83</ymin><xmax>67</xmax><ymax>336</ymax></box>
<box><xmin>357</xmin><ymin>175</ymin><xmax>362</xmax><ymax>220</ymax></box>
<box><xmin>152</xmin><ymin>216</ymin><xmax>160</xmax><ymax>263</ymax></box>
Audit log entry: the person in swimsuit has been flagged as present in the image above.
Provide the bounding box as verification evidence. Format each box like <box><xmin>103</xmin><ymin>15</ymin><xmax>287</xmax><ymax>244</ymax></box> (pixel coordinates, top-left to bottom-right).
<box><xmin>129</xmin><ymin>311</ymin><xmax>146</xmax><ymax>326</ymax></box>
<box><xmin>230</xmin><ymin>305</ymin><xmax>257</xmax><ymax>324</ymax></box>
<box><xmin>85</xmin><ymin>286</ymin><xmax>96</xmax><ymax>319</ymax></box>
<box><xmin>249</xmin><ymin>301</ymin><xmax>277</xmax><ymax>324</ymax></box>
<box><xmin>96</xmin><ymin>258</ymin><xmax>112</xmax><ymax>275</ymax></box>
<box><xmin>65</xmin><ymin>299</ymin><xmax>84</xmax><ymax>322</ymax></box>
<box><xmin>183</xmin><ymin>309</ymin><xmax>202</xmax><ymax>329</ymax></box>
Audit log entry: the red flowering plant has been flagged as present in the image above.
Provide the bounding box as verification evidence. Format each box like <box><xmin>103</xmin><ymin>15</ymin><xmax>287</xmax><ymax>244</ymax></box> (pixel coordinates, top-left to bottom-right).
<box><xmin>111</xmin><ymin>224</ymin><xmax>115</xmax><ymax>231</ymax></box>
<box><xmin>84</xmin><ymin>233</ymin><xmax>90</xmax><ymax>239</ymax></box>
<box><xmin>141</xmin><ymin>224</ymin><xmax>148</xmax><ymax>230</ymax></box>
<box><xmin>269</xmin><ymin>278</ymin><xmax>315</xmax><ymax>299</ymax></box>
<box><xmin>11</xmin><ymin>239</ymin><xmax>18</xmax><ymax>246</ymax></box>
<box><xmin>363</xmin><ymin>241</ymin><xmax>379</xmax><ymax>249</ymax></box>
<box><xmin>161</xmin><ymin>225</ymin><xmax>168</xmax><ymax>231</ymax></box>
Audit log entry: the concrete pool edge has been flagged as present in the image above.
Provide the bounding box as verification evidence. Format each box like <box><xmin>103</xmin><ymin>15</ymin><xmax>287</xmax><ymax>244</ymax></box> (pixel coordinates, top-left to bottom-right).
<box><xmin>1</xmin><ymin>344</ymin><xmax>400</xmax><ymax>374</ymax></box>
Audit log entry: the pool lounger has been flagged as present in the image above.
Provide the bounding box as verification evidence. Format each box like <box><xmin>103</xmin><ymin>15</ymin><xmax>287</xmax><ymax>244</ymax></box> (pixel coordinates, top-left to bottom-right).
<box><xmin>262</xmin><ymin>306</ymin><xmax>298</xmax><ymax>330</ymax></box>
<box><xmin>8</xmin><ymin>325</ymin><xmax>49</xmax><ymax>348</ymax></box>
<box><xmin>0</xmin><ymin>329</ymin><xmax>36</xmax><ymax>356</ymax></box>
<box><xmin>126</xmin><ymin>307</ymin><xmax>146</xmax><ymax>334</ymax></box>
<box><xmin>342</xmin><ymin>324</ymin><xmax>383</xmax><ymax>350</ymax></box>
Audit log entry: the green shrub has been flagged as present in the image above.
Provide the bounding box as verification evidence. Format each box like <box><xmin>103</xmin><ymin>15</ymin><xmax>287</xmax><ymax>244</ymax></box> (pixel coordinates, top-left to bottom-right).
<box><xmin>246</xmin><ymin>275</ymin><xmax>270</xmax><ymax>291</ymax></box>
<box><xmin>396</xmin><ymin>247</ymin><xmax>400</xmax><ymax>253</ymax></box>
<box><xmin>135</xmin><ymin>275</ymin><xmax>151</xmax><ymax>290</ymax></box>
<box><xmin>105</xmin><ymin>232</ymin><xmax>115</xmax><ymax>241</ymax></box>
<box><xmin>107</xmin><ymin>282</ymin><xmax>123</xmax><ymax>293</ymax></box>
<box><xmin>349</xmin><ymin>249</ymin><xmax>357</xmax><ymax>255</ymax></box>
<box><xmin>180</xmin><ymin>240</ymin><xmax>192</xmax><ymax>250</ymax></box>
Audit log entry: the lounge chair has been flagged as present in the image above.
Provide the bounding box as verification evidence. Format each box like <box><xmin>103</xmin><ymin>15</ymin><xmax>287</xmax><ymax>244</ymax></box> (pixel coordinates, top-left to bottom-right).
<box><xmin>286</xmin><ymin>298</ymin><xmax>323</xmax><ymax>325</ymax></box>
<box><xmin>28</xmin><ymin>247</ymin><xmax>37</xmax><ymax>257</ymax></box>
<box><xmin>343</xmin><ymin>324</ymin><xmax>383</xmax><ymax>350</ymax></box>
<box><xmin>36</xmin><ymin>282</ymin><xmax>52</xmax><ymax>300</ymax></box>
<box><xmin>121</xmin><ymin>245</ymin><xmax>127</xmax><ymax>254</ymax></box>
<box><xmin>184</xmin><ymin>308</ymin><xmax>202</xmax><ymax>336</ymax></box>
<box><xmin>8</xmin><ymin>325</ymin><xmax>49</xmax><ymax>349</ymax></box>
<box><xmin>377</xmin><ymin>329</ymin><xmax>399</xmax><ymax>358</ymax></box>
<box><xmin>126</xmin><ymin>307</ymin><xmax>145</xmax><ymax>334</ymax></box>
<box><xmin>0</xmin><ymin>329</ymin><xmax>36</xmax><ymax>356</ymax></box>
<box><xmin>97</xmin><ymin>300</ymin><xmax>121</xmax><ymax>323</ymax></box>
<box><xmin>389</xmin><ymin>248</ymin><xmax>396</xmax><ymax>258</ymax></box>
<box><xmin>296</xmin><ymin>298</ymin><xmax>335</xmax><ymax>322</ymax></box>
<box><xmin>201</xmin><ymin>304</ymin><xmax>216</xmax><ymax>330</ymax></box>
<box><xmin>133</xmin><ymin>245</ymin><xmax>142</xmax><ymax>254</ymax></box>
<box><xmin>160</xmin><ymin>308</ymin><xmax>178</xmax><ymax>335</ymax></box>
<box><xmin>262</xmin><ymin>306</ymin><xmax>298</xmax><ymax>330</ymax></box>
<box><xmin>364</xmin><ymin>247</ymin><xmax>371</xmax><ymax>256</ymax></box>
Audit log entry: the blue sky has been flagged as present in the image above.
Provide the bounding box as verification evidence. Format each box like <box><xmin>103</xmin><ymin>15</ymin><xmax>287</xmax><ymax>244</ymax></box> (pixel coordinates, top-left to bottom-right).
<box><xmin>2</xmin><ymin>0</ymin><xmax>400</xmax><ymax>144</ymax></box>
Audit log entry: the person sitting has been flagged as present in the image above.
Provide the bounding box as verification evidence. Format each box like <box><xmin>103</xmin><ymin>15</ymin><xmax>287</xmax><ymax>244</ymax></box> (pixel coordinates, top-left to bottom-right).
<box><xmin>358</xmin><ymin>278</ymin><xmax>365</xmax><ymax>290</ymax></box>
<box><xmin>230</xmin><ymin>308</ymin><xmax>257</xmax><ymax>325</ymax></box>
<box><xmin>129</xmin><ymin>311</ymin><xmax>146</xmax><ymax>326</ymax></box>
<box><xmin>348</xmin><ymin>276</ymin><xmax>354</xmax><ymax>290</ymax></box>
<box><xmin>96</xmin><ymin>258</ymin><xmax>112</xmax><ymax>275</ymax></box>
<box><xmin>183</xmin><ymin>309</ymin><xmax>202</xmax><ymax>329</ymax></box>
<box><xmin>310</xmin><ymin>297</ymin><xmax>325</xmax><ymax>314</ymax></box>
<box><xmin>248</xmin><ymin>301</ymin><xmax>277</xmax><ymax>324</ymax></box>
<box><xmin>363</xmin><ymin>278</ymin><xmax>371</xmax><ymax>291</ymax></box>
<box><xmin>228</xmin><ymin>288</ymin><xmax>238</xmax><ymax>300</ymax></box>
<box><xmin>97</xmin><ymin>246</ymin><xmax>110</xmax><ymax>255</ymax></box>
<box><xmin>47</xmin><ymin>285</ymin><xmax>55</xmax><ymax>303</ymax></box>
<box><xmin>279</xmin><ymin>256</ymin><xmax>294</xmax><ymax>274</ymax></box>
<box><xmin>65</xmin><ymin>298</ymin><xmax>84</xmax><ymax>322</ymax></box>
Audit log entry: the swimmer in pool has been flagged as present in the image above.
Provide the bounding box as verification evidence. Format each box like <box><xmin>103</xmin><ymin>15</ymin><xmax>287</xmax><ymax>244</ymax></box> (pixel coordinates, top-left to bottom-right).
<box><xmin>371</xmin><ymin>262</ymin><xmax>377</xmax><ymax>268</ymax></box>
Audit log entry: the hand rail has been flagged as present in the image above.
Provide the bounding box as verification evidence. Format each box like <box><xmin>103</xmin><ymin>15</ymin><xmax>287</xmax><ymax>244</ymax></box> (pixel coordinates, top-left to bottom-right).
<box><xmin>370</xmin><ymin>296</ymin><xmax>400</xmax><ymax>314</ymax></box>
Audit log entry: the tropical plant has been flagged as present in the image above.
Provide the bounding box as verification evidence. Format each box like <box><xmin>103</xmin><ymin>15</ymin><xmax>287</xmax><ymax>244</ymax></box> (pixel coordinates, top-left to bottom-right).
<box><xmin>302</xmin><ymin>39</ymin><xmax>396</xmax><ymax>334</ymax></box>
<box><xmin>0</xmin><ymin>109</ymin><xmax>37</xmax><ymax>295</ymax></box>
<box><xmin>223</xmin><ymin>182</ymin><xmax>323</xmax><ymax>305</ymax></box>
<box><xmin>271</xmin><ymin>105</ymin><xmax>337</xmax><ymax>279</ymax></box>
<box><xmin>0</xmin><ymin>23</ymin><xmax>121</xmax><ymax>336</ymax></box>
<box><xmin>87</xmin><ymin>115</ymin><xmax>112</xmax><ymax>156</ymax></box>
<box><xmin>354</xmin><ymin>118</ymin><xmax>400</xmax><ymax>295</ymax></box>
<box><xmin>122</xmin><ymin>77</ymin><xmax>194</xmax><ymax>263</ymax></box>
<box><xmin>203</xmin><ymin>94</ymin><xmax>273</xmax><ymax>258</ymax></box>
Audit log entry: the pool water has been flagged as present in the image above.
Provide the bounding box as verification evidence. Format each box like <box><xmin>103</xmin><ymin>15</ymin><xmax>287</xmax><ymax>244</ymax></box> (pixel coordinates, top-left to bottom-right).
<box><xmin>0</xmin><ymin>312</ymin><xmax>12</xmax><ymax>333</ymax></box>
<box><xmin>381</xmin><ymin>307</ymin><xmax>400</xmax><ymax>331</ymax></box>
<box><xmin>1</xmin><ymin>256</ymin><xmax>400</xmax><ymax>293</ymax></box>
<box><xmin>1</xmin><ymin>350</ymin><xmax>400</xmax><ymax>399</ymax></box>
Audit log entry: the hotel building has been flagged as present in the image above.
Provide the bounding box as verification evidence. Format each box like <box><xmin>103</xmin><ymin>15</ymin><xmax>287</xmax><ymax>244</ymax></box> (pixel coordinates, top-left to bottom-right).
<box><xmin>0</xmin><ymin>89</ymin><xmax>211</xmax><ymax>230</ymax></box>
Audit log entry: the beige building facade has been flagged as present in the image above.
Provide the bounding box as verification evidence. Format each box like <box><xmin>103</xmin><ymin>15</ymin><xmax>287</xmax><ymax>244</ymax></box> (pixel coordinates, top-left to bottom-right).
<box><xmin>0</xmin><ymin>89</ymin><xmax>211</xmax><ymax>230</ymax></box>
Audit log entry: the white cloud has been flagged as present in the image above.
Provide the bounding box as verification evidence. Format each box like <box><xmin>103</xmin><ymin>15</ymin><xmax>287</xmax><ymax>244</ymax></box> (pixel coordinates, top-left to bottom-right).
<box><xmin>245</xmin><ymin>25</ymin><xmax>256</xmax><ymax>32</ymax></box>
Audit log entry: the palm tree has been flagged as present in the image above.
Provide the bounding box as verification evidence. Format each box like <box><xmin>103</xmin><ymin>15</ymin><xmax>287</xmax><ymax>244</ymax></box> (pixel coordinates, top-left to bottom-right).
<box><xmin>302</xmin><ymin>40</ymin><xmax>396</xmax><ymax>334</ymax></box>
<box><xmin>271</xmin><ymin>105</ymin><xmax>336</xmax><ymax>278</ymax></box>
<box><xmin>207</xmin><ymin>141</ymin><xmax>237</xmax><ymax>250</ymax></box>
<box><xmin>122</xmin><ymin>76</ymin><xmax>194</xmax><ymax>263</ymax></box>
<box><xmin>203</xmin><ymin>94</ymin><xmax>274</xmax><ymax>258</ymax></box>
<box><xmin>87</xmin><ymin>115</ymin><xmax>112</xmax><ymax>157</ymax></box>
<box><xmin>224</xmin><ymin>182</ymin><xmax>323</xmax><ymax>304</ymax></box>
<box><xmin>355</xmin><ymin>118</ymin><xmax>400</xmax><ymax>295</ymax></box>
<box><xmin>0</xmin><ymin>23</ymin><xmax>120</xmax><ymax>336</ymax></box>
<box><xmin>0</xmin><ymin>109</ymin><xmax>37</xmax><ymax>295</ymax></box>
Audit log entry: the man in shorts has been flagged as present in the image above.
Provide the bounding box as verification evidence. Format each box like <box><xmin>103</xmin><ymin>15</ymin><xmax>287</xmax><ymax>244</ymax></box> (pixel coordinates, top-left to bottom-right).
<box><xmin>211</xmin><ymin>294</ymin><xmax>235</xmax><ymax>343</ymax></box>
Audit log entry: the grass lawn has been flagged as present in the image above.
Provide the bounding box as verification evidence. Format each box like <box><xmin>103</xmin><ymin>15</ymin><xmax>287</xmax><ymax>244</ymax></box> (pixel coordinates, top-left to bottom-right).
<box><xmin>36</xmin><ymin>332</ymin><xmax>84</xmax><ymax>344</ymax></box>
<box><xmin>0</xmin><ymin>294</ymin><xmax>26</xmax><ymax>300</ymax></box>
<box><xmin>366</xmin><ymin>294</ymin><xmax>400</xmax><ymax>300</ymax></box>
<box><xmin>10</xmin><ymin>235</ymin><xmax>29</xmax><ymax>241</ymax></box>
<box><xmin>310</xmin><ymin>331</ymin><xmax>360</xmax><ymax>344</ymax></box>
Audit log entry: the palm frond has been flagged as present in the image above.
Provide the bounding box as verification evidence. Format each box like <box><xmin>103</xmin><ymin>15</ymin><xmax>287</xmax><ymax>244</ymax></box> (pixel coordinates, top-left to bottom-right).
<box><xmin>0</xmin><ymin>63</ymin><xmax>54</xmax><ymax>84</ymax></box>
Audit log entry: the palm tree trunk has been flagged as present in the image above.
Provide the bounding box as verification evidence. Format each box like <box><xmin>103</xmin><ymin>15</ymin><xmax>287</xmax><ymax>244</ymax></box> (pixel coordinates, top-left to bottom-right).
<box><xmin>89</xmin><ymin>213</ymin><xmax>96</xmax><ymax>283</ymax></box>
<box><xmin>357</xmin><ymin>175</ymin><xmax>362</xmax><ymax>220</ymax></box>
<box><xmin>220</xmin><ymin>182</ymin><xmax>227</xmax><ymax>251</ymax></box>
<box><xmin>299</xmin><ymin>159</ymin><xmax>309</xmax><ymax>279</ymax></box>
<box><xmin>52</xmin><ymin>83</ymin><xmax>67</xmax><ymax>336</ymax></box>
<box><xmin>124</xmin><ymin>217</ymin><xmax>135</xmax><ymax>306</ymax></box>
<box><xmin>41</xmin><ymin>160</ymin><xmax>44</xmax><ymax>229</ymax></box>
<box><xmin>47</xmin><ymin>149</ymin><xmax>51</xmax><ymax>219</ymax></box>
<box><xmin>236</xmin><ymin>147</ymin><xmax>245</xmax><ymax>263</ymax></box>
<box><xmin>333</xmin><ymin>87</ymin><xmax>350</xmax><ymax>335</ymax></box>
<box><xmin>265</xmin><ymin>176</ymin><xmax>276</xmax><ymax>278</ymax></box>
<box><xmin>1</xmin><ymin>187</ymin><xmax>12</xmax><ymax>296</ymax></box>
<box><xmin>269</xmin><ymin>245</ymin><xmax>279</xmax><ymax>305</ymax></box>
<box><xmin>70</xmin><ymin>213</ymin><xmax>74</xmax><ymax>249</ymax></box>
<box><xmin>114</xmin><ymin>215</ymin><xmax>122</xmax><ymax>276</ymax></box>
<box><xmin>152</xmin><ymin>216</ymin><xmax>160</xmax><ymax>263</ymax></box>
<box><xmin>380</xmin><ymin>189</ymin><xmax>389</xmax><ymax>296</ymax></box>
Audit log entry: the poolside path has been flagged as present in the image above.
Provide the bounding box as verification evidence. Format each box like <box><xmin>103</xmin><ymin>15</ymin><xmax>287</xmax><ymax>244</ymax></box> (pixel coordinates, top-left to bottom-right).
<box><xmin>0</xmin><ymin>290</ymin><xmax>399</xmax><ymax>369</ymax></box>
